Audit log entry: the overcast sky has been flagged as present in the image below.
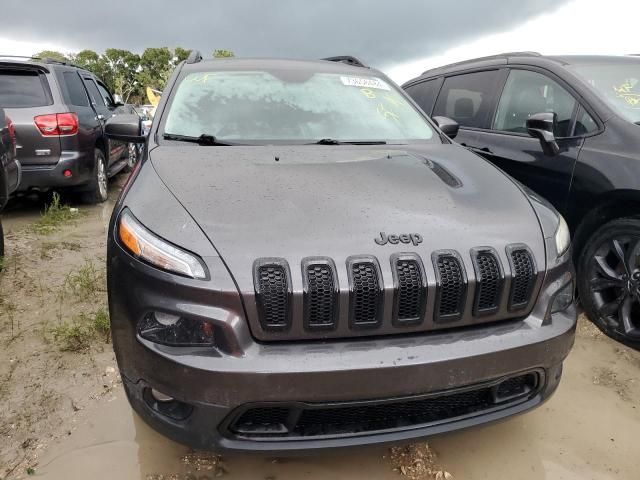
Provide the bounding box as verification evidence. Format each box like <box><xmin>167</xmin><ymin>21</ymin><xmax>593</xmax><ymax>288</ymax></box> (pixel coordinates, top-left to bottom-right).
<box><xmin>1</xmin><ymin>0</ymin><xmax>638</xmax><ymax>83</ymax></box>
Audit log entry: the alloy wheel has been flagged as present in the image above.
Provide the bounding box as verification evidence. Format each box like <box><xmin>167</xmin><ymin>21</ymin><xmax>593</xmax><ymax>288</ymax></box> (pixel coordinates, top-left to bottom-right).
<box><xmin>97</xmin><ymin>157</ymin><xmax>107</xmax><ymax>200</ymax></box>
<box><xmin>128</xmin><ymin>143</ymin><xmax>138</xmax><ymax>168</ymax></box>
<box><xmin>588</xmin><ymin>235</ymin><xmax>640</xmax><ymax>338</ymax></box>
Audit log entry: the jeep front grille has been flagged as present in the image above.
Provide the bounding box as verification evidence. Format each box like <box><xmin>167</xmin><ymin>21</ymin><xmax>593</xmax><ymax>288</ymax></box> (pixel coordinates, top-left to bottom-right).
<box><xmin>392</xmin><ymin>254</ymin><xmax>427</xmax><ymax>325</ymax></box>
<box><xmin>473</xmin><ymin>249</ymin><xmax>503</xmax><ymax>315</ymax></box>
<box><xmin>508</xmin><ymin>247</ymin><xmax>536</xmax><ymax>310</ymax></box>
<box><xmin>303</xmin><ymin>258</ymin><xmax>338</xmax><ymax>330</ymax></box>
<box><xmin>433</xmin><ymin>252</ymin><xmax>466</xmax><ymax>321</ymax></box>
<box><xmin>251</xmin><ymin>244</ymin><xmax>540</xmax><ymax>340</ymax></box>
<box><xmin>253</xmin><ymin>260</ymin><xmax>291</xmax><ymax>331</ymax></box>
<box><xmin>347</xmin><ymin>257</ymin><xmax>383</xmax><ymax>328</ymax></box>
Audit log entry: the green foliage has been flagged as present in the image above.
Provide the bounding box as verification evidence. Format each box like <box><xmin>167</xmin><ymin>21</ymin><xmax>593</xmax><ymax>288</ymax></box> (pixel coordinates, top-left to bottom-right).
<box><xmin>213</xmin><ymin>49</ymin><xmax>234</xmax><ymax>58</ymax></box>
<box><xmin>33</xmin><ymin>50</ymin><xmax>69</xmax><ymax>62</ymax></box>
<box><xmin>32</xmin><ymin>47</ymin><xmax>234</xmax><ymax>104</ymax></box>
<box><xmin>51</xmin><ymin>308</ymin><xmax>110</xmax><ymax>351</ymax></box>
<box><xmin>32</xmin><ymin>192</ymin><xmax>79</xmax><ymax>235</ymax></box>
<box><xmin>64</xmin><ymin>259</ymin><xmax>104</xmax><ymax>300</ymax></box>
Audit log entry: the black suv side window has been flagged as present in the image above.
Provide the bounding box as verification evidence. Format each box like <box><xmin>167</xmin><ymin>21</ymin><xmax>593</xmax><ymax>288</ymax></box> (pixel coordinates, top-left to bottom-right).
<box><xmin>574</xmin><ymin>106</ymin><xmax>598</xmax><ymax>135</ymax></box>
<box><xmin>404</xmin><ymin>79</ymin><xmax>441</xmax><ymax>115</ymax></box>
<box><xmin>62</xmin><ymin>72</ymin><xmax>90</xmax><ymax>107</ymax></box>
<box><xmin>82</xmin><ymin>78</ymin><xmax>105</xmax><ymax>107</ymax></box>
<box><xmin>97</xmin><ymin>82</ymin><xmax>115</xmax><ymax>108</ymax></box>
<box><xmin>493</xmin><ymin>69</ymin><xmax>576</xmax><ymax>137</ymax></box>
<box><xmin>432</xmin><ymin>70</ymin><xmax>501</xmax><ymax>128</ymax></box>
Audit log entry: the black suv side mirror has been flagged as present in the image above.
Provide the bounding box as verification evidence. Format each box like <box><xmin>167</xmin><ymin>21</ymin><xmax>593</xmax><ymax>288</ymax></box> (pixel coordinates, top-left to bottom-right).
<box><xmin>432</xmin><ymin>116</ymin><xmax>459</xmax><ymax>139</ymax></box>
<box><xmin>105</xmin><ymin>114</ymin><xmax>145</xmax><ymax>143</ymax></box>
<box><xmin>526</xmin><ymin>112</ymin><xmax>560</xmax><ymax>156</ymax></box>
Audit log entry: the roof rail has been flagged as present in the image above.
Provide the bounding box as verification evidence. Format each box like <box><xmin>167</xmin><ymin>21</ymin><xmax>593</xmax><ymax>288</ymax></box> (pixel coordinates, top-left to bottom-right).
<box><xmin>186</xmin><ymin>50</ymin><xmax>203</xmax><ymax>64</ymax></box>
<box><xmin>0</xmin><ymin>54</ymin><xmax>41</xmax><ymax>61</ymax></box>
<box><xmin>322</xmin><ymin>56</ymin><xmax>369</xmax><ymax>68</ymax></box>
<box><xmin>421</xmin><ymin>51</ymin><xmax>541</xmax><ymax>75</ymax></box>
<box><xmin>40</xmin><ymin>57</ymin><xmax>84</xmax><ymax>69</ymax></box>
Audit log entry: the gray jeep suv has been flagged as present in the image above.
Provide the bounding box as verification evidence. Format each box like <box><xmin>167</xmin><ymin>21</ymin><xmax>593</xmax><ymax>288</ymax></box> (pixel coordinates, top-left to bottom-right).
<box><xmin>106</xmin><ymin>54</ymin><xmax>576</xmax><ymax>452</ymax></box>
<box><xmin>0</xmin><ymin>57</ymin><xmax>129</xmax><ymax>202</ymax></box>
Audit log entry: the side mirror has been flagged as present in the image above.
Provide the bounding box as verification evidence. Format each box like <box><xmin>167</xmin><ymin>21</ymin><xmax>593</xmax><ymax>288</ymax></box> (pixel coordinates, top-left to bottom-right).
<box><xmin>105</xmin><ymin>114</ymin><xmax>145</xmax><ymax>142</ymax></box>
<box><xmin>526</xmin><ymin>112</ymin><xmax>560</xmax><ymax>156</ymax></box>
<box><xmin>432</xmin><ymin>116</ymin><xmax>459</xmax><ymax>139</ymax></box>
<box><xmin>113</xmin><ymin>94</ymin><xmax>124</xmax><ymax>107</ymax></box>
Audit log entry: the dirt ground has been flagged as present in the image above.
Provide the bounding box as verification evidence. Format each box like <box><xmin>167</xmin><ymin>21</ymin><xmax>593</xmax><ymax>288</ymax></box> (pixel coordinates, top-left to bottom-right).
<box><xmin>1</xmin><ymin>173</ymin><xmax>639</xmax><ymax>480</ymax></box>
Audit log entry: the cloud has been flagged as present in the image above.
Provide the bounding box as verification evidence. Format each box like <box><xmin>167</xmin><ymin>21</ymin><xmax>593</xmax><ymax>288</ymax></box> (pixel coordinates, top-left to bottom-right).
<box><xmin>386</xmin><ymin>0</ymin><xmax>640</xmax><ymax>83</ymax></box>
<box><xmin>0</xmin><ymin>0</ymin><xmax>569</xmax><ymax>69</ymax></box>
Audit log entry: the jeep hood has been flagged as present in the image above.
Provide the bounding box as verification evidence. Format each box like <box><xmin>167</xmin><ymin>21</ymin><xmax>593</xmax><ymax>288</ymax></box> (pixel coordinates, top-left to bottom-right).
<box><xmin>150</xmin><ymin>143</ymin><xmax>545</xmax><ymax>274</ymax></box>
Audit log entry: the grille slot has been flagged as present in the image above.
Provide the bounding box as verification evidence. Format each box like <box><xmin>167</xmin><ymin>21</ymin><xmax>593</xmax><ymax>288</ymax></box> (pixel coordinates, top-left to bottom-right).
<box><xmin>392</xmin><ymin>254</ymin><xmax>427</xmax><ymax>325</ymax></box>
<box><xmin>347</xmin><ymin>257</ymin><xmax>383</xmax><ymax>329</ymax></box>
<box><xmin>508</xmin><ymin>247</ymin><xmax>536</xmax><ymax>310</ymax></box>
<box><xmin>433</xmin><ymin>252</ymin><xmax>466</xmax><ymax>321</ymax></box>
<box><xmin>472</xmin><ymin>249</ymin><xmax>503</xmax><ymax>316</ymax></box>
<box><xmin>253</xmin><ymin>260</ymin><xmax>291</xmax><ymax>331</ymax></box>
<box><xmin>303</xmin><ymin>258</ymin><xmax>339</xmax><ymax>330</ymax></box>
<box><xmin>227</xmin><ymin>373</ymin><xmax>539</xmax><ymax>438</ymax></box>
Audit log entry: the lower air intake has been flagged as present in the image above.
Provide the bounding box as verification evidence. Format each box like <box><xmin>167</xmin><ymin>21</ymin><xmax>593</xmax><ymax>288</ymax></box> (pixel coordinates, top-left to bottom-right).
<box><xmin>227</xmin><ymin>372</ymin><xmax>539</xmax><ymax>439</ymax></box>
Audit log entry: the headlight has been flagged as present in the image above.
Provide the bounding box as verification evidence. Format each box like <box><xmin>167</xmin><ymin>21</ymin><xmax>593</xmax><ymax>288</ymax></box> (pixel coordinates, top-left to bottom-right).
<box><xmin>554</xmin><ymin>215</ymin><xmax>571</xmax><ymax>257</ymax></box>
<box><xmin>118</xmin><ymin>209</ymin><xmax>207</xmax><ymax>279</ymax></box>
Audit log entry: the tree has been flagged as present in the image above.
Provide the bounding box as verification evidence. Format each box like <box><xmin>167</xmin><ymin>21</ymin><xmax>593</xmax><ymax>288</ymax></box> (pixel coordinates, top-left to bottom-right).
<box><xmin>33</xmin><ymin>50</ymin><xmax>69</xmax><ymax>62</ymax></box>
<box><xmin>138</xmin><ymin>47</ymin><xmax>173</xmax><ymax>91</ymax></box>
<box><xmin>213</xmin><ymin>49</ymin><xmax>234</xmax><ymax>58</ymax></box>
<box><xmin>101</xmin><ymin>49</ymin><xmax>141</xmax><ymax>102</ymax></box>
<box><xmin>72</xmin><ymin>49</ymin><xmax>108</xmax><ymax>79</ymax></box>
<box><xmin>174</xmin><ymin>47</ymin><xmax>191</xmax><ymax>63</ymax></box>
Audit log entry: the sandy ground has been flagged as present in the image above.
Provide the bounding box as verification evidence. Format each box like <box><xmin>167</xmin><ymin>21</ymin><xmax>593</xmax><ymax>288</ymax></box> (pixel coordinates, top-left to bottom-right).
<box><xmin>0</xmin><ymin>173</ymin><xmax>639</xmax><ymax>480</ymax></box>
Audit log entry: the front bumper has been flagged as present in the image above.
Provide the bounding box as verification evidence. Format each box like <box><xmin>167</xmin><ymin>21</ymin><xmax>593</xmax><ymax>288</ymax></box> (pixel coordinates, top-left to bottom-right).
<box><xmin>109</xmin><ymin>238</ymin><xmax>577</xmax><ymax>452</ymax></box>
<box><xmin>17</xmin><ymin>151</ymin><xmax>93</xmax><ymax>190</ymax></box>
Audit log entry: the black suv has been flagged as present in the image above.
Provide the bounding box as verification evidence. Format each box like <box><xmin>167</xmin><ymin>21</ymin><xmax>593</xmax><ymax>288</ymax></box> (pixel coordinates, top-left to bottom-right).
<box><xmin>0</xmin><ymin>106</ymin><xmax>19</xmax><ymax>257</ymax></box>
<box><xmin>404</xmin><ymin>53</ymin><xmax>640</xmax><ymax>347</ymax></box>
<box><xmin>0</xmin><ymin>57</ymin><xmax>130</xmax><ymax>203</ymax></box>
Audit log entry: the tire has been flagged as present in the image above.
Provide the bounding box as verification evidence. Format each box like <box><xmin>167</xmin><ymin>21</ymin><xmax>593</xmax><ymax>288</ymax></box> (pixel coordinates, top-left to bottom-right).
<box><xmin>578</xmin><ymin>217</ymin><xmax>640</xmax><ymax>348</ymax></box>
<box><xmin>0</xmin><ymin>217</ymin><xmax>4</xmax><ymax>265</ymax></box>
<box><xmin>81</xmin><ymin>148</ymin><xmax>108</xmax><ymax>204</ymax></box>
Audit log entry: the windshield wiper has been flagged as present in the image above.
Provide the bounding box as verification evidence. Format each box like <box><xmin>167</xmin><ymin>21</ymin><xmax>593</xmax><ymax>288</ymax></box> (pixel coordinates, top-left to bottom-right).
<box><xmin>163</xmin><ymin>133</ymin><xmax>236</xmax><ymax>146</ymax></box>
<box><xmin>311</xmin><ymin>138</ymin><xmax>387</xmax><ymax>145</ymax></box>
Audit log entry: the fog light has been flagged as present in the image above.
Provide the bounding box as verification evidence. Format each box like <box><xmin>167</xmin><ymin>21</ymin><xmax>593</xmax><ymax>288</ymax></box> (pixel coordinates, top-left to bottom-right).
<box><xmin>551</xmin><ymin>281</ymin><xmax>574</xmax><ymax>314</ymax></box>
<box><xmin>63</xmin><ymin>169</ymin><xmax>72</xmax><ymax>177</ymax></box>
<box><xmin>138</xmin><ymin>312</ymin><xmax>215</xmax><ymax>346</ymax></box>
<box><xmin>151</xmin><ymin>388</ymin><xmax>174</xmax><ymax>403</ymax></box>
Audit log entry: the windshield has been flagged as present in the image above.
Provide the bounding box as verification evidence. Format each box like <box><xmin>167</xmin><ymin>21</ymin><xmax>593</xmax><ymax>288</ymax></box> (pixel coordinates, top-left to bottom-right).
<box><xmin>569</xmin><ymin>62</ymin><xmax>640</xmax><ymax>124</ymax></box>
<box><xmin>163</xmin><ymin>70</ymin><xmax>435</xmax><ymax>143</ymax></box>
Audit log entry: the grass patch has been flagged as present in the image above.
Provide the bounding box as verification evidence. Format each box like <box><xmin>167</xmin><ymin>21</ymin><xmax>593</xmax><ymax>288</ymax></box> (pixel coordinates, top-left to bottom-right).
<box><xmin>64</xmin><ymin>259</ymin><xmax>104</xmax><ymax>300</ymax></box>
<box><xmin>32</xmin><ymin>192</ymin><xmax>80</xmax><ymax>235</ymax></box>
<box><xmin>40</xmin><ymin>240</ymin><xmax>82</xmax><ymax>259</ymax></box>
<box><xmin>51</xmin><ymin>308</ymin><xmax>110</xmax><ymax>351</ymax></box>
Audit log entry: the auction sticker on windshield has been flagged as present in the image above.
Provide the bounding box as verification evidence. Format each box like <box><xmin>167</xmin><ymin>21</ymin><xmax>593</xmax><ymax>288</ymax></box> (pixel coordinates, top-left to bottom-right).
<box><xmin>340</xmin><ymin>76</ymin><xmax>390</xmax><ymax>90</ymax></box>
